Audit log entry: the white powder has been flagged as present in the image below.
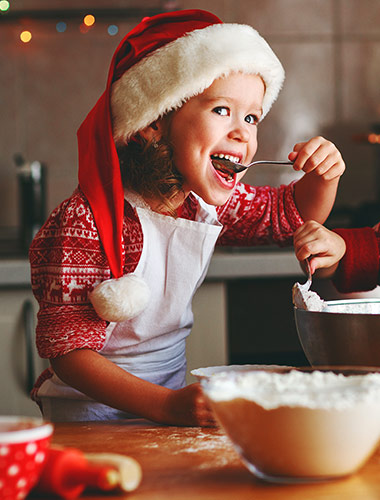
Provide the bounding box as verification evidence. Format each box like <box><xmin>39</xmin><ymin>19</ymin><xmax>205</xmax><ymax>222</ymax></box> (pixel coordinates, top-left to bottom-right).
<box><xmin>202</xmin><ymin>370</ymin><xmax>380</xmax><ymax>410</ymax></box>
<box><xmin>293</xmin><ymin>286</ymin><xmax>380</xmax><ymax>314</ymax></box>
<box><xmin>292</xmin><ymin>282</ymin><xmax>326</xmax><ymax>311</ymax></box>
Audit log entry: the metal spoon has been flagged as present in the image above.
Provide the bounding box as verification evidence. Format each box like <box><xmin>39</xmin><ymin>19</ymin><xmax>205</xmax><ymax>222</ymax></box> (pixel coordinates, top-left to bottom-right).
<box><xmin>304</xmin><ymin>257</ymin><xmax>312</xmax><ymax>291</ymax></box>
<box><xmin>211</xmin><ymin>157</ymin><xmax>294</xmax><ymax>174</ymax></box>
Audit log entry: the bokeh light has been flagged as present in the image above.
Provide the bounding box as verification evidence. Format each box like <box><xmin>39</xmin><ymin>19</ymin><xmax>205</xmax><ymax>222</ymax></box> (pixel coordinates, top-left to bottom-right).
<box><xmin>368</xmin><ymin>134</ymin><xmax>380</xmax><ymax>144</ymax></box>
<box><xmin>83</xmin><ymin>14</ymin><xmax>95</xmax><ymax>27</ymax></box>
<box><xmin>0</xmin><ymin>0</ymin><xmax>10</xmax><ymax>12</ymax></box>
<box><xmin>107</xmin><ymin>24</ymin><xmax>118</xmax><ymax>36</ymax></box>
<box><xmin>56</xmin><ymin>21</ymin><xmax>67</xmax><ymax>33</ymax></box>
<box><xmin>20</xmin><ymin>30</ymin><xmax>32</xmax><ymax>43</ymax></box>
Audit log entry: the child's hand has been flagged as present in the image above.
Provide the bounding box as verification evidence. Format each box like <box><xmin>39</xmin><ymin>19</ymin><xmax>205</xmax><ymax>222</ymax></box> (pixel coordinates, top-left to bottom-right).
<box><xmin>289</xmin><ymin>136</ymin><xmax>345</xmax><ymax>181</ymax></box>
<box><xmin>164</xmin><ymin>383</ymin><xmax>217</xmax><ymax>427</ymax></box>
<box><xmin>293</xmin><ymin>220</ymin><xmax>346</xmax><ymax>277</ymax></box>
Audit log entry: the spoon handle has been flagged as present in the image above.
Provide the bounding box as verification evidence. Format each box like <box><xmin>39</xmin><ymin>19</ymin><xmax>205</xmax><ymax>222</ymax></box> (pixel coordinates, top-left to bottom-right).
<box><xmin>305</xmin><ymin>257</ymin><xmax>312</xmax><ymax>288</ymax></box>
<box><xmin>252</xmin><ymin>160</ymin><xmax>294</xmax><ymax>166</ymax></box>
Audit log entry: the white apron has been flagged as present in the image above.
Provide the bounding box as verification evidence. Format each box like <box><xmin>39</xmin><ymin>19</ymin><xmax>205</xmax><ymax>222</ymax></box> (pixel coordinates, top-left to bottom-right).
<box><xmin>38</xmin><ymin>191</ymin><xmax>222</xmax><ymax>421</ymax></box>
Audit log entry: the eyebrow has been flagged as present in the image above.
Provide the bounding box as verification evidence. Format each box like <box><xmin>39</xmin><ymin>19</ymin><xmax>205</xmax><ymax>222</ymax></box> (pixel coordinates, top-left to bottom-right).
<box><xmin>202</xmin><ymin>95</ymin><xmax>263</xmax><ymax>116</ymax></box>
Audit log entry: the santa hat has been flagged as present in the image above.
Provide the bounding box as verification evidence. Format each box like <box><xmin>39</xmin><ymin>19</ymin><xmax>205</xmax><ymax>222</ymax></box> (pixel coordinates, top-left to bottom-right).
<box><xmin>78</xmin><ymin>9</ymin><xmax>284</xmax><ymax>322</ymax></box>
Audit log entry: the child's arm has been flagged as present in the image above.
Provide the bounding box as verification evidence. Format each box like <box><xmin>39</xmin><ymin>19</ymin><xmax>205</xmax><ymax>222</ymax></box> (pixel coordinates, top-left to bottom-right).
<box><xmin>50</xmin><ymin>349</ymin><xmax>215</xmax><ymax>427</ymax></box>
<box><xmin>291</xmin><ymin>136</ymin><xmax>345</xmax><ymax>223</ymax></box>
<box><xmin>293</xmin><ymin>220</ymin><xmax>346</xmax><ymax>278</ymax></box>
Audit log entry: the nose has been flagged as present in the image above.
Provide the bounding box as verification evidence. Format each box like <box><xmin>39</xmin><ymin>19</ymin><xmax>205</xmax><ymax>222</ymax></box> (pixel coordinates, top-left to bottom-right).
<box><xmin>228</xmin><ymin>122</ymin><xmax>250</xmax><ymax>143</ymax></box>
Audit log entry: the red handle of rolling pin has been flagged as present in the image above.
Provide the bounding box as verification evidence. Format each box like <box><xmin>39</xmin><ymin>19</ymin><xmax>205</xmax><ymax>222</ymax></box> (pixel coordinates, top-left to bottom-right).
<box><xmin>33</xmin><ymin>447</ymin><xmax>119</xmax><ymax>500</ymax></box>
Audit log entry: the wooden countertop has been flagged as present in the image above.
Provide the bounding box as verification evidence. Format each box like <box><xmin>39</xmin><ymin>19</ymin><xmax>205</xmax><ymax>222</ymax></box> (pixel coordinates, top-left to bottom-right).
<box><xmin>45</xmin><ymin>420</ymin><xmax>380</xmax><ymax>500</ymax></box>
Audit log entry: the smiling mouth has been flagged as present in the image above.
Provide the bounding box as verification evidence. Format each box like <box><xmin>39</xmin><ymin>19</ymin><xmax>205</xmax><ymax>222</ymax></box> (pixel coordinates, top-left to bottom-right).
<box><xmin>211</xmin><ymin>154</ymin><xmax>239</xmax><ymax>182</ymax></box>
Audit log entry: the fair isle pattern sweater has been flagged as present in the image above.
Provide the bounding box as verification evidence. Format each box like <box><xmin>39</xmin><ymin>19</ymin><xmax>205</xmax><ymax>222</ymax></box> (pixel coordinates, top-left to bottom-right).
<box><xmin>30</xmin><ymin>182</ymin><xmax>303</xmax><ymax>360</ymax></box>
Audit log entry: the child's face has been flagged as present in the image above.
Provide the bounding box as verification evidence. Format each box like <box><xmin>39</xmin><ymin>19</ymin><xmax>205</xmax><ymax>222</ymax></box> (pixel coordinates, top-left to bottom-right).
<box><xmin>165</xmin><ymin>72</ymin><xmax>265</xmax><ymax>206</ymax></box>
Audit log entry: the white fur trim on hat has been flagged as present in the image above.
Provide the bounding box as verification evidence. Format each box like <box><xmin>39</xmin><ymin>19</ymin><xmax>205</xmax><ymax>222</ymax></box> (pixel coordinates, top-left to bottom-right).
<box><xmin>90</xmin><ymin>274</ymin><xmax>150</xmax><ymax>323</ymax></box>
<box><xmin>111</xmin><ymin>23</ymin><xmax>284</xmax><ymax>145</ymax></box>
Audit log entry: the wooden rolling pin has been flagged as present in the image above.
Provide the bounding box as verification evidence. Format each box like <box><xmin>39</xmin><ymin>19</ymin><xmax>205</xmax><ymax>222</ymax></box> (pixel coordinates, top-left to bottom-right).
<box><xmin>33</xmin><ymin>446</ymin><xmax>142</xmax><ymax>499</ymax></box>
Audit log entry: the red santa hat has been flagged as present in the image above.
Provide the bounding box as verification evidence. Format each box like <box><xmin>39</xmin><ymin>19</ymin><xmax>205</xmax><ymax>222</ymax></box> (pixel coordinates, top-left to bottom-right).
<box><xmin>78</xmin><ymin>9</ymin><xmax>284</xmax><ymax>322</ymax></box>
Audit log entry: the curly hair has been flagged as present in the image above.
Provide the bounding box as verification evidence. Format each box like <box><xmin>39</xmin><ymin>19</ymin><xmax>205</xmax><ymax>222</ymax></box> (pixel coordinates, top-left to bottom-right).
<box><xmin>118</xmin><ymin>138</ymin><xmax>185</xmax><ymax>217</ymax></box>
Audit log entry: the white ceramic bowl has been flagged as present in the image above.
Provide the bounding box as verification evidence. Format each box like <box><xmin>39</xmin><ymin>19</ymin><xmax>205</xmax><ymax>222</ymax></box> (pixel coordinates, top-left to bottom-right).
<box><xmin>201</xmin><ymin>367</ymin><xmax>380</xmax><ymax>483</ymax></box>
<box><xmin>0</xmin><ymin>416</ymin><xmax>53</xmax><ymax>500</ymax></box>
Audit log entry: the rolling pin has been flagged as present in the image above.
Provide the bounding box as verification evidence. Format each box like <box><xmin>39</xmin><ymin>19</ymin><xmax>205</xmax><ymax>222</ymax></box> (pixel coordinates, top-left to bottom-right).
<box><xmin>33</xmin><ymin>446</ymin><xmax>142</xmax><ymax>499</ymax></box>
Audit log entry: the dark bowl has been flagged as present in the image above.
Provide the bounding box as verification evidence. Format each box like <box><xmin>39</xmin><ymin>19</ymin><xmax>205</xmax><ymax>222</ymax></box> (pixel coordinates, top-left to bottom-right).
<box><xmin>294</xmin><ymin>299</ymin><xmax>380</xmax><ymax>366</ymax></box>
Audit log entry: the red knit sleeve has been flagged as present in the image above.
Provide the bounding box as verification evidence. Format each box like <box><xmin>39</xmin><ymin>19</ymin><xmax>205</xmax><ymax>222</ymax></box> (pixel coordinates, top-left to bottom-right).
<box><xmin>30</xmin><ymin>189</ymin><xmax>144</xmax><ymax>359</ymax></box>
<box><xmin>29</xmin><ymin>188</ymin><xmax>111</xmax><ymax>358</ymax></box>
<box><xmin>332</xmin><ymin>227</ymin><xmax>380</xmax><ymax>293</ymax></box>
<box><xmin>216</xmin><ymin>182</ymin><xmax>303</xmax><ymax>247</ymax></box>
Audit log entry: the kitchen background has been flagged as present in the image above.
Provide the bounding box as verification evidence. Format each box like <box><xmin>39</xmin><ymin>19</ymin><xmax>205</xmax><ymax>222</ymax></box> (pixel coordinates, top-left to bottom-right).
<box><xmin>1</xmin><ymin>0</ymin><xmax>380</xmax><ymax>414</ymax></box>
<box><xmin>2</xmin><ymin>0</ymin><xmax>380</xmax><ymax>230</ymax></box>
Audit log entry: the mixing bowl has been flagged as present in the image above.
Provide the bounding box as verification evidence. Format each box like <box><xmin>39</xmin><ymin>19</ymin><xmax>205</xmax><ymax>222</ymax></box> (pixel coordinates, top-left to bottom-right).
<box><xmin>0</xmin><ymin>416</ymin><xmax>53</xmax><ymax>500</ymax></box>
<box><xmin>294</xmin><ymin>299</ymin><xmax>380</xmax><ymax>366</ymax></box>
<box><xmin>201</xmin><ymin>366</ymin><xmax>380</xmax><ymax>483</ymax></box>
<box><xmin>191</xmin><ymin>364</ymin><xmax>283</xmax><ymax>381</ymax></box>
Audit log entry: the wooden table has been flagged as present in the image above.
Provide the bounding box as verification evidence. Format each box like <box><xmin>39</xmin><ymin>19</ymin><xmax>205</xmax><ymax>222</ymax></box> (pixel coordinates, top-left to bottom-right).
<box><xmin>44</xmin><ymin>420</ymin><xmax>380</xmax><ymax>499</ymax></box>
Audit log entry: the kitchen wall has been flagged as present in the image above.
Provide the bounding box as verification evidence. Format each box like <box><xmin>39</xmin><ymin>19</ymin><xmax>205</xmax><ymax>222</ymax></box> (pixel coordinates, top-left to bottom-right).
<box><xmin>1</xmin><ymin>0</ymin><xmax>380</xmax><ymax>230</ymax></box>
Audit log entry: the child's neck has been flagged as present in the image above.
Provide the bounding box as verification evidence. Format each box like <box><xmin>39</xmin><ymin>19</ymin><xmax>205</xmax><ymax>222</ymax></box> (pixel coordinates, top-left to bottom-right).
<box><xmin>143</xmin><ymin>191</ymin><xmax>187</xmax><ymax>217</ymax></box>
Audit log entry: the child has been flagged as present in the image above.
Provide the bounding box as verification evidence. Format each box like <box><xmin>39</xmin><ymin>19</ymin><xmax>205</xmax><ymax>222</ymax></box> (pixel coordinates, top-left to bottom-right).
<box><xmin>30</xmin><ymin>9</ymin><xmax>345</xmax><ymax>425</ymax></box>
<box><xmin>293</xmin><ymin>220</ymin><xmax>380</xmax><ymax>293</ymax></box>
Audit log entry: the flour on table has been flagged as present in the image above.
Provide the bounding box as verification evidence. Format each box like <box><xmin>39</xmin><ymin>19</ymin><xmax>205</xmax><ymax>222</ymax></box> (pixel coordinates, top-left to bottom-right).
<box><xmin>138</xmin><ymin>427</ymin><xmax>239</xmax><ymax>469</ymax></box>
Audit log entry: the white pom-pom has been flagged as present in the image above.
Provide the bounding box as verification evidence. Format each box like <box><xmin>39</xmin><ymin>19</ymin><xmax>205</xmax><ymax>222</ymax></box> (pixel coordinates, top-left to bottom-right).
<box><xmin>90</xmin><ymin>274</ymin><xmax>150</xmax><ymax>322</ymax></box>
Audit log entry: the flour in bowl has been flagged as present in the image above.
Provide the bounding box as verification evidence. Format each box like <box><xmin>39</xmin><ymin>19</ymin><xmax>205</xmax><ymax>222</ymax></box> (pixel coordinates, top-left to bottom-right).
<box><xmin>202</xmin><ymin>369</ymin><xmax>380</xmax><ymax>480</ymax></box>
<box><xmin>202</xmin><ymin>370</ymin><xmax>380</xmax><ymax>410</ymax></box>
<box><xmin>292</xmin><ymin>282</ymin><xmax>326</xmax><ymax>311</ymax></box>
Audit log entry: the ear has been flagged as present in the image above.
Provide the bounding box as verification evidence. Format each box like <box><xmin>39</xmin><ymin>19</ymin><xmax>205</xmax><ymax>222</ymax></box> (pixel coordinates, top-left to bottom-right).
<box><xmin>139</xmin><ymin>119</ymin><xmax>164</xmax><ymax>142</ymax></box>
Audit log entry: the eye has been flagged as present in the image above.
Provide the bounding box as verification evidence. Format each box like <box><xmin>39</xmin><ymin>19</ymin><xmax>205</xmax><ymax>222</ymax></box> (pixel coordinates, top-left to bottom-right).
<box><xmin>213</xmin><ymin>106</ymin><xmax>229</xmax><ymax>116</ymax></box>
<box><xmin>245</xmin><ymin>114</ymin><xmax>259</xmax><ymax>125</ymax></box>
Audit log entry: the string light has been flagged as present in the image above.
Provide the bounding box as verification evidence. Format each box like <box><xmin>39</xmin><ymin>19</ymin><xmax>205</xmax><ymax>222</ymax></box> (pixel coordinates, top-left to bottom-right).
<box><xmin>13</xmin><ymin>10</ymin><xmax>124</xmax><ymax>42</ymax></box>
<box><xmin>83</xmin><ymin>14</ymin><xmax>95</xmax><ymax>27</ymax></box>
<box><xmin>107</xmin><ymin>24</ymin><xmax>118</xmax><ymax>36</ymax></box>
<box><xmin>368</xmin><ymin>134</ymin><xmax>380</xmax><ymax>144</ymax></box>
<box><xmin>56</xmin><ymin>21</ymin><xmax>67</xmax><ymax>33</ymax></box>
<box><xmin>20</xmin><ymin>30</ymin><xmax>32</xmax><ymax>43</ymax></box>
<box><xmin>79</xmin><ymin>13</ymin><xmax>95</xmax><ymax>34</ymax></box>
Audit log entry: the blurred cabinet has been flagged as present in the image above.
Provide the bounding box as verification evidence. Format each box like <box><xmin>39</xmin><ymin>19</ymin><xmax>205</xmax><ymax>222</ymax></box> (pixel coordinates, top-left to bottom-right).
<box><xmin>227</xmin><ymin>277</ymin><xmax>308</xmax><ymax>366</ymax></box>
<box><xmin>0</xmin><ymin>288</ymin><xmax>47</xmax><ymax>416</ymax></box>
